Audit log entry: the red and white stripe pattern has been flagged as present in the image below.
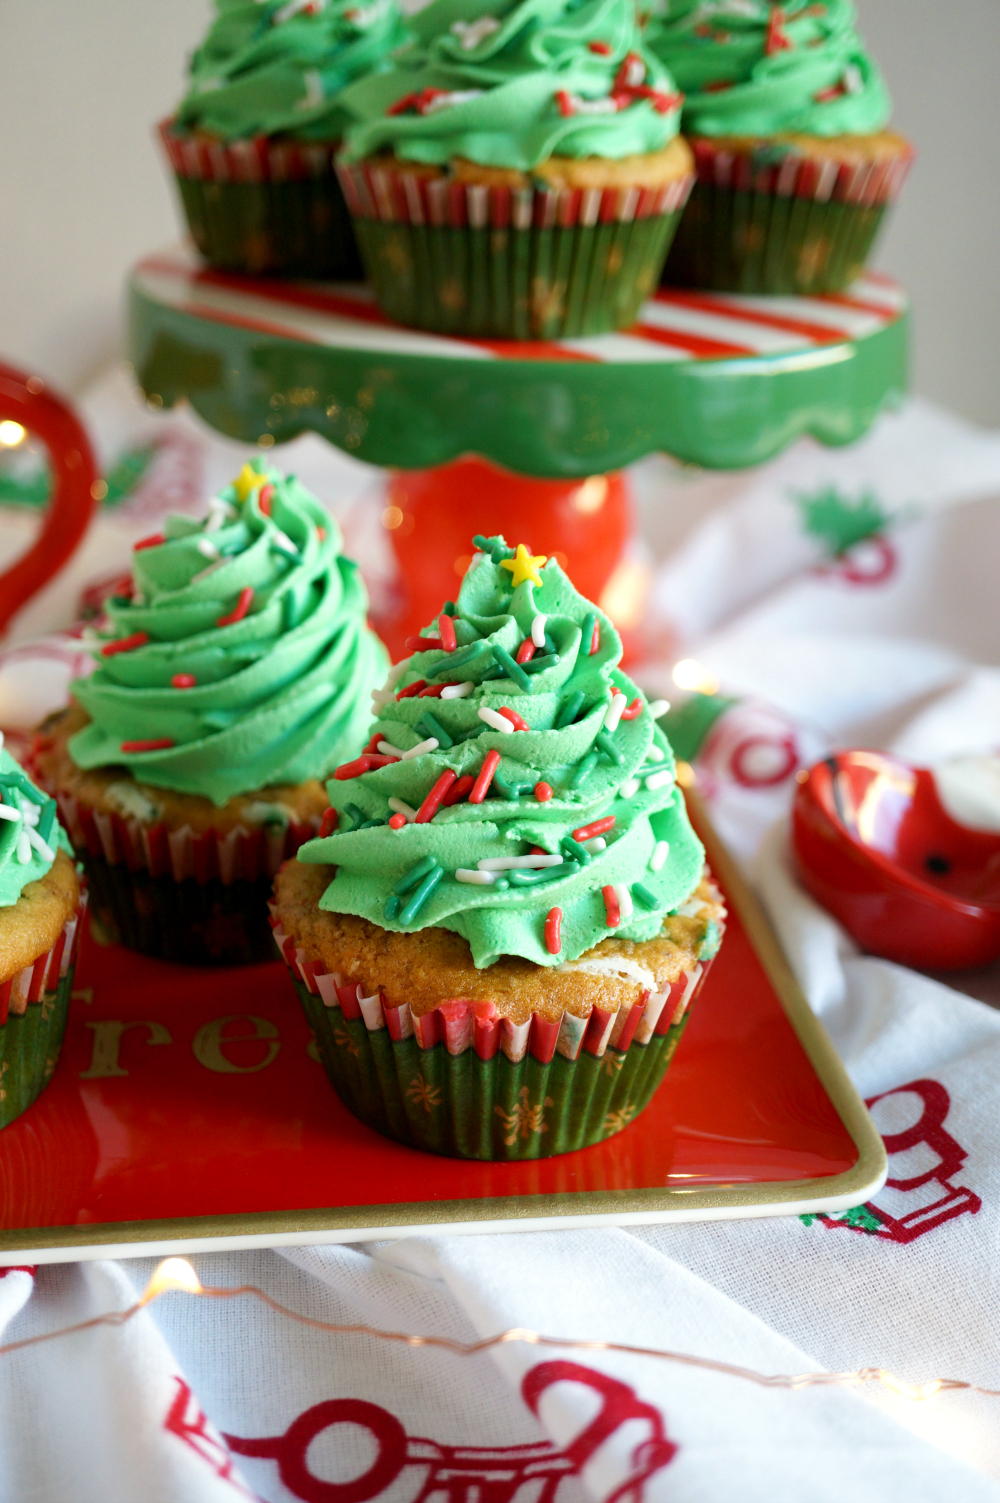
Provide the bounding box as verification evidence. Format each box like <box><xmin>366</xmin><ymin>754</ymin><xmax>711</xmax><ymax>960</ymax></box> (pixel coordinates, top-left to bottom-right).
<box><xmin>689</xmin><ymin>137</ymin><xmax>915</xmax><ymax>207</ymax></box>
<box><xmin>158</xmin><ymin>120</ymin><xmax>339</xmax><ymax>184</ymax></box>
<box><xmin>134</xmin><ymin>243</ymin><xmax>906</xmax><ymax>366</ymax></box>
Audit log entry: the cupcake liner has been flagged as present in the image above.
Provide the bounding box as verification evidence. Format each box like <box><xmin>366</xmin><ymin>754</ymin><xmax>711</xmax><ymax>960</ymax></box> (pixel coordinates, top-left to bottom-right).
<box><xmin>56</xmin><ymin>792</ymin><xmax>316</xmax><ymax>967</ymax></box>
<box><xmin>336</xmin><ymin>159</ymin><xmax>694</xmax><ymax>338</ymax></box>
<box><xmin>0</xmin><ymin>895</ymin><xmax>86</xmax><ymax>1130</ymax></box>
<box><xmin>158</xmin><ymin>119</ymin><xmax>363</xmax><ymax>280</ymax></box>
<box><xmin>273</xmin><ymin>904</ymin><xmax>720</xmax><ymax>1160</ymax></box>
<box><xmin>662</xmin><ymin>139</ymin><xmax>914</xmax><ymax>295</ymax></box>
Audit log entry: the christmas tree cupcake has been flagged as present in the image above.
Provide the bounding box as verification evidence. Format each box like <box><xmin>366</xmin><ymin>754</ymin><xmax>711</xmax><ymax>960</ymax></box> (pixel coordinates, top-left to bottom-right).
<box><xmin>333</xmin><ymin>0</ymin><xmax>694</xmax><ymax>338</ymax></box>
<box><xmin>646</xmin><ymin>0</ymin><xmax>914</xmax><ymax>294</ymax></box>
<box><xmin>0</xmin><ymin>745</ymin><xmax>83</xmax><ymax>1129</ymax></box>
<box><xmin>35</xmin><ymin>461</ymin><xmax>387</xmax><ymax>967</ymax></box>
<box><xmin>272</xmin><ymin>534</ymin><xmax>724</xmax><ymax>1160</ymax></box>
<box><xmin>161</xmin><ymin>0</ymin><xmax>409</xmax><ymax>278</ymax></box>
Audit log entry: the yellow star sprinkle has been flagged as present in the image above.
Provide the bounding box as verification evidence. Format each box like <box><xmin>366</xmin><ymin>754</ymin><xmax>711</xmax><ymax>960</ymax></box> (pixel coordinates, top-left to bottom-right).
<box><xmin>232</xmin><ymin>463</ymin><xmax>266</xmax><ymax>503</ymax></box>
<box><xmin>500</xmin><ymin>543</ymin><xmax>547</xmax><ymax>589</ymax></box>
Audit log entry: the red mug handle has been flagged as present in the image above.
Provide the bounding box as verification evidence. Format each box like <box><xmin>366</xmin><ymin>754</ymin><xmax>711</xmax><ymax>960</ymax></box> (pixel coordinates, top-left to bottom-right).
<box><xmin>0</xmin><ymin>363</ymin><xmax>99</xmax><ymax>635</ymax></box>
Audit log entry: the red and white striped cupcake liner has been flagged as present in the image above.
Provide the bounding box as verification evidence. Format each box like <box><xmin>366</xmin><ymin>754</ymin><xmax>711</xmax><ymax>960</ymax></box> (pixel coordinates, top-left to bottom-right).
<box><xmin>158</xmin><ymin>118</ymin><xmax>341</xmax><ymax>185</ymax></box>
<box><xmin>689</xmin><ymin>137</ymin><xmax>914</xmax><ymax>207</ymax></box>
<box><xmin>0</xmin><ymin>892</ymin><xmax>87</xmax><ymax>1026</ymax></box>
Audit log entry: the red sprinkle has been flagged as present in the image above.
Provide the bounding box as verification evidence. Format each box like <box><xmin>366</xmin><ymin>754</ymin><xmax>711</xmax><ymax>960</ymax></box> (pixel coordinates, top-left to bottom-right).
<box><xmin>530</xmin><ymin>845</ymin><xmax>548</xmax><ymax>856</ymax></box>
<box><xmin>602</xmin><ymin>884</ymin><xmax>621</xmax><ymax>928</ymax></box>
<box><xmin>545</xmin><ymin>907</ymin><xmax>563</xmax><ymax>955</ymax></box>
<box><xmin>515</xmin><ymin>638</ymin><xmax>536</xmax><ymax>665</ymax></box>
<box><xmin>534</xmin><ymin>782</ymin><xmax>553</xmax><ymax>802</ymax></box>
<box><xmin>469</xmin><ymin>749</ymin><xmax>501</xmax><ymax>804</ymax></box>
<box><xmin>217</xmin><ymin>586</ymin><xmax>254</xmax><ymax>628</ymax></box>
<box><xmin>497</xmin><ymin>706</ymin><xmax>529</xmax><ymax>732</ymax></box>
<box><xmin>442</xmin><ymin>773</ymin><xmax>476</xmax><ymax>807</ymax></box>
<box><xmin>396</xmin><ymin>679</ymin><xmax>426</xmax><ymax>699</ymax></box>
<box><xmin>367</xmin><ymin>753</ymin><xmax>400</xmax><ymax>769</ymax></box>
<box><xmin>171</xmin><ymin>673</ymin><xmax>197</xmax><ymax>689</ymax></box>
<box><xmin>388</xmin><ymin>812</ymin><xmax>407</xmax><ymax>830</ymax></box>
<box><xmin>702</xmin><ymin>79</ymin><xmax>733</xmax><ymax>92</ymax></box>
<box><xmin>556</xmin><ymin>89</ymin><xmax>575</xmax><ymax>117</ymax></box>
<box><xmin>765</xmin><ymin>5</ymin><xmax>792</xmax><ymax>54</ymax></box>
<box><xmin>814</xmin><ymin>82</ymin><xmax>847</xmax><ymax>102</ymax></box>
<box><xmin>334</xmin><ymin>755</ymin><xmax>376</xmax><ymax>780</ymax></box>
<box><xmin>404</xmin><ymin>635</ymin><xmax>442</xmax><ymax>652</ymax></box>
<box><xmin>573</xmin><ymin>815</ymin><xmax>616</xmax><ymax>842</ymax></box>
<box><xmin>101</xmin><ymin>631</ymin><xmax>149</xmax><ymax>657</ymax></box>
<box><xmin>588</xmin><ymin>39</ymin><xmax>612</xmax><ymax>53</ymax></box>
<box><xmin>317</xmin><ymin>527</ymin><xmax>326</xmax><ymax>541</ymax></box>
<box><xmin>134</xmin><ymin>533</ymin><xmax>165</xmax><ymax>552</ymax></box>
<box><xmin>438</xmin><ymin>613</ymin><xmax>457</xmax><ymax>652</ymax></box>
<box><xmin>590</xmin><ymin>619</ymin><xmax>600</xmax><ymax>655</ymax></box>
<box><xmin>415</xmin><ymin>769</ymin><xmax>457</xmax><ymax>823</ymax></box>
<box><xmin>418</xmin><ymin>683</ymin><xmax>446</xmax><ymax>698</ymax></box>
<box><xmin>258</xmin><ymin>483</ymin><xmax>274</xmax><ymax>516</ymax></box>
<box><xmin>121</xmin><ymin>738</ymin><xmax>174</xmax><ymax>753</ymax></box>
<box><xmin>365</xmin><ymin>732</ymin><xmax>384</xmax><ymax>754</ymax></box>
<box><xmin>619</xmin><ymin>697</ymin><xmax>644</xmax><ymax>720</ymax></box>
<box><xmin>319</xmin><ymin>807</ymin><xmax>339</xmax><ymax>837</ymax></box>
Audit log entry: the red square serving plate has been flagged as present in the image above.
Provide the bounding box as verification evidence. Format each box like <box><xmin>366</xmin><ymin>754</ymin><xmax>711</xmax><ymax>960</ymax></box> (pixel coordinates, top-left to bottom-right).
<box><xmin>0</xmin><ymin>800</ymin><xmax>886</xmax><ymax>1262</ymax></box>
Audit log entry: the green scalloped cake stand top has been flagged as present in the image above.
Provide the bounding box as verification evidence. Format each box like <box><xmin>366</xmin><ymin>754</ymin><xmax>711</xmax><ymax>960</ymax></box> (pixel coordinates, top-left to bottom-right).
<box><xmin>128</xmin><ymin>246</ymin><xmax>908</xmax><ymax>478</ymax></box>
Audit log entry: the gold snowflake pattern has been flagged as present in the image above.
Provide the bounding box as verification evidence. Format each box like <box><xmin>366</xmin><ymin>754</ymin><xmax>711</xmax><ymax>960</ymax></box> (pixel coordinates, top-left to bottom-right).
<box><xmin>333</xmin><ymin>1026</ymin><xmax>360</xmax><ymax>1059</ymax></box>
<box><xmin>494</xmin><ymin>1086</ymin><xmax>553</xmax><ymax>1148</ymax></box>
<box><xmin>602</xmin><ymin>1051</ymin><xmax>626</xmax><ymax>1078</ymax></box>
<box><xmin>602</xmin><ymin>1103</ymin><xmax>637</xmax><ymax>1137</ymax></box>
<box><xmin>406</xmin><ymin>1074</ymin><xmax>442</xmax><ymax>1114</ymax></box>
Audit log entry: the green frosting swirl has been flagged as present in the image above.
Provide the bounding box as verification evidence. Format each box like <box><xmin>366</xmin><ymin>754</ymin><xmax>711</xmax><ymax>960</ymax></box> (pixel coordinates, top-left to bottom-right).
<box><xmin>644</xmin><ymin>0</ymin><xmax>891</xmax><ymax>139</ymax></box>
<box><xmin>0</xmin><ymin>749</ymin><xmax>71</xmax><ymax>909</ymax></box>
<box><xmin>338</xmin><ymin>0</ymin><xmax>683</xmax><ymax>171</ymax></box>
<box><xmin>69</xmin><ymin>463</ymin><xmax>388</xmax><ymax>808</ymax></box>
<box><xmin>175</xmin><ymin>0</ymin><xmax>410</xmax><ymax>142</ymax></box>
<box><xmin>298</xmin><ymin>536</ymin><xmax>704</xmax><ymax>969</ymax></box>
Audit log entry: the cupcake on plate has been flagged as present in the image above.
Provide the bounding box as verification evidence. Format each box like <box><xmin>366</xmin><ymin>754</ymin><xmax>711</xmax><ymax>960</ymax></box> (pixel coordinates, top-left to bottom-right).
<box><xmin>0</xmin><ymin>745</ymin><xmax>84</xmax><ymax>1129</ymax></box>
<box><xmin>35</xmin><ymin>462</ymin><xmax>387</xmax><ymax>967</ymax></box>
<box><xmin>272</xmin><ymin>533</ymin><xmax>724</xmax><ymax>1160</ymax></box>
<box><xmin>333</xmin><ymin>0</ymin><xmax>695</xmax><ymax>338</ymax></box>
<box><xmin>161</xmin><ymin>0</ymin><xmax>410</xmax><ymax>278</ymax></box>
<box><xmin>646</xmin><ymin>0</ymin><xmax>913</xmax><ymax>294</ymax></box>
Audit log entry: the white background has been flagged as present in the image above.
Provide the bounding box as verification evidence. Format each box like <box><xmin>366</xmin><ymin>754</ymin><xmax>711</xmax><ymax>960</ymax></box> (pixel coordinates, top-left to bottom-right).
<box><xmin>1</xmin><ymin>0</ymin><xmax>999</xmax><ymax>423</ymax></box>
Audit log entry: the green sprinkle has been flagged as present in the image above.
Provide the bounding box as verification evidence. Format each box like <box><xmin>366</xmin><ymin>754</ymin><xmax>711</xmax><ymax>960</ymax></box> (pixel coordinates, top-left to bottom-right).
<box><xmin>442</xmin><ymin>601</ymin><xmax>456</xmax><ymax>616</ymax></box>
<box><xmin>544</xmin><ymin>632</ymin><xmax>557</xmax><ymax>655</ymax></box>
<box><xmin>699</xmin><ymin>920</ymin><xmax>722</xmax><ymax>960</ymax></box>
<box><xmin>581</xmin><ymin>612</ymin><xmax>597</xmax><ymax>654</ymax></box>
<box><xmin>570</xmin><ymin>750</ymin><xmax>599</xmax><ymax>788</ymax></box>
<box><xmin>343</xmin><ymin>802</ymin><xmax>366</xmax><ymax>830</ymax></box>
<box><xmin>491</xmin><ymin>644</ymin><xmax>532</xmax><ymax>693</ymax></box>
<box><xmin>480</xmin><ymin>665</ymin><xmax>504</xmax><ymax>681</ymax></box>
<box><xmin>492</xmin><ymin>772</ymin><xmax>532</xmax><ymax>801</ymax></box>
<box><xmin>393</xmin><ymin>854</ymin><xmax>439</xmax><ymax>896</ymax></box>
<box><xmin>282</xmin><ymin>590</ymin><xmax>299</xmax><ymax>632</ymax></box>
<box><xmin>453</xmin><ymin>726</ymin><xmax>484</xmax><ymax>742</ymax></box>
<box><xmin>417</xmin><ymin>711</ymin><xmax>453</xmax><ymax>749</ymax></box>
<box><xmin>37</xmin><ymin>800</ymin><xmax>56</xmax><ymax>847</ymax></box>
<box><xmin>595</xmin><ymin>730</ymin><xmax>623</xmax><ymax>765</ymax></box>
<box><xmin>430</xmin><ymin>642</ymin><xmax>490</xmax><ymax>677</ymax></box>
<box><xmin>633</xmin><ymin>882</ymin><xmax>659</xmax><ymax>910</ymax></box>
<box><xmin>560</xmin><ymin>835</ymin><xmax>591</xmax><ymax>865</ymax></box>
<box><xmin>509</xmin><ymin>862</ymin><xmax>576</xmax><ymax>887</ymax></box>
<box><xmin>472</xmin><ymin>534</ymin><xmax>514</xmax><ymax>564</ymax></box>
<box><xmin>522</xmin><ymin>652</ymin><xmax>560</xmax><ymax>675</ymax></box>
<box><xmin>357</xmin><ymin>818</ymin><xmax>386</xmax><ymax>830</ymax></box>
<box><xmin>399</xmin><ymin>864</ymin><xmax>444</xmax><ymax>923</ymax></box>
<box><xmin>555</xmin><ymin>691</ymin><xmax>586</xmax><ymax>729</ymax></box>
<box><xmin>385</xmin><ymin>894</ymin><xmax>402</xmax><ymax>921</ymax></box>
<box><xmin>0</xmin><ymin>773</ymin><xmax>45</xmax><ymax>806</ymax></box>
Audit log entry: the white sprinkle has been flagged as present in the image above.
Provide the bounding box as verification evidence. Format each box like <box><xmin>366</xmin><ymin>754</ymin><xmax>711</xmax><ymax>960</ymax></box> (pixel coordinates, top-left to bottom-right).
<box><xmin>647</xmin><ymin>699</ymin><xmax>670</xmax><ymax>720</ymax></box>
<box><xmin>371</xmin><ymin>690</ymin><xmax>395</xmax><ymax>709</ymax></box>
<box><xmin>387</xmin><ymin>797</ymin><xmax>418</xmax><ymax>822</ymax></box>
<box><xmin>21</xmin><ymin>802</ymin><xmax>39</xmax><ymax>827</ymax></box>
<box><xmin>478</xmin><ymin>706</ymin><xmax>514</xmax><ymax>733</ymax></box>
<box><xmin>531</xmin><ymin>614</ymin><xmax>547</xmax><ymax>649</ymax></box>
<box><xmin>450</xmin><ymin>15</ymin><xmax>500</xmax><ymax>48</ymax></box>
<box><xmin>204</xmin><ymin>496</ymin><xmax>236</xmax><ymax>533</ymax></box>
<box><xmin>377</xmin><ymin>741</ymin><xmax>406</xmax><ymax>759</ymax></box>
<box><xmin>621</xmin><ymin>54</ymin><xmax>644</xmax><ymax>87</ymax></box>
<box><xmin>646</xmin><ymin>742</ymin><xmax>665</xmax><ymax>763</ymax></box>
<box><xmin>379</xmin><ymin>661</ymin><xmax>409</xmax><ymax>693</ymax></box>
<box><xmin>191</xmin><ymin>559</ymin><xmax>226</xmax><ymax>583</ymax></box>
<box><xmin>649</xmin><ymin>840</ymin><xmax>670</xmax><ymax>872</ymax></box>
<box><xmin>270</xmin><ymin>528</ymin><xmax>299</xmax><ymax>557</ymax></box>
<box><xmin>478</xmin><ymin>854</ymin><xmax>563</xmax><ymax>871</ymax></box>
<box><xmin>0</xmin><ymin>805</ymin><xmax>20</xmax><ymax>822</ymax></box>
<box><xmin>16</xmin><ymin>832</ymin><xmax>31</xmax><ymax>864</ymax></box>
<box><xmin>645</xmin><ymin>769</ymin><xmax>674</xmax><ymax>791</ymax></box>
<box><xmin>455</xmin><ymin>868</ymin><xmax>497</xmax><ymax>884</ymax></box>
<box><xmin>401</xmin><ymin>738</ymin><xmax>438</xmax><ymax>759</ymax></box>
<box><xmin>844</xmin><ymin>63</ymin><xmax>864</xmax><ymax>95</ymax></box>
<box><xmin>565</xmin><ymin>93</ymin><xmax>618</xmax><ymax>115</ymax></box>
<box><xmin>583</xmin><ymin>836</ymin><xmax>606</xmax><ymax>855</ymax></box>
<box><xmin>603</xmin><ymin>692</ymin><xmax>628</xmax><ymax>734</ymax></box>
<box><xmin>441</xmin><ymin>681</ymin><xmax>475</xmax><ymax>699</ymax></box>
<box><xmin>422</xmin><ymin>88</ymin><xmax>484</xmax><ymax>113</ymax></box>
<box><xmin>296</xmin><ymin>68</ymin><xmax>325</xmax><ymax>111</ymax></box>
<box><xmin>613</xmin><ymin>882</ymin><xmax>634</xmax><ymax>922</ymax></box>
<box><xmin>620</xmin><ymin>777</ymin><xmax>641</xmax><ymax>799</ymax></box>
<box><xmin>26</xmin><ymin>828</ymin><xmax>55</xmax><ymax>861</ymax></box>
<box><xmin>131</xmin><ymin>591</ymin><xmax>146</xmax><ymax>607</ymax></box>
<box><xmin>197</xmin><ymin>538</ymin><xmax>220</xmax><ymax>559</ymax></box>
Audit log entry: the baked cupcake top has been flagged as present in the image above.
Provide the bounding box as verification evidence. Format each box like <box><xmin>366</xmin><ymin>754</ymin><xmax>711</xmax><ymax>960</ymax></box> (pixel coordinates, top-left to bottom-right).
<box><xmin>337</xmin><ymin>0</ymin><xmax>684</xmax><ymax>172</ymax></box>
<box><xmin>69</xmin><ymin>463</ymin><xmax>387</xmax><ymax>808</ymax></box>
<box><xmin>0</xmin><ymin>745</ymin><xmax>72</xmax><ymax>909</ymax></box>
<box><xmin>174</xmin><ymin>0</ymin><xmax>409</xmax><ymax>142</ymax></box>
<box><xmin>297</xmin><ymin>534</ymin><xmax>704</xmax><ymax>969</ymax></box>
<box><xmin>644</xmin><ymin>0</ymin><xmax>891</xmax><ymax>139</ymax></box>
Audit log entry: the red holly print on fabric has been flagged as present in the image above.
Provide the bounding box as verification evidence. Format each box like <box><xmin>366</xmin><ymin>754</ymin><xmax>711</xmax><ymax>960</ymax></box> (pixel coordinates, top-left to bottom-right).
<box><xmin>699</xmin><ymin>703</ymin><xmax>801</xmax><ymax>793</ymax></box>
<box><xmin>223</xmin><ymin>1360</ymin><xmax>678</xmax><ymax>1503</ymax></box>
<box><xmin>802</xmin><ymin>1079</ymin><xmax>981</xmax><ymax>1243</ymax></box>
<box><xmin>814</xmin><ymin>534</ymin><xmax>898</xmax><ymax>588</ymax></box>
<box><xmin>164</xmin><ymin>1378</ymin><xmax>256</xmax><ymax>1497</ymax></box>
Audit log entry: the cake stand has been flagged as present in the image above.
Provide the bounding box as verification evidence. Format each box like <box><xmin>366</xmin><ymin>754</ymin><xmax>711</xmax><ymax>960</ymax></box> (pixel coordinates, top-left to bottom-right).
<box><xmin>127</xmin><ymin>244</ymin><xmax>908</xmax><ymax>651</ymax></box>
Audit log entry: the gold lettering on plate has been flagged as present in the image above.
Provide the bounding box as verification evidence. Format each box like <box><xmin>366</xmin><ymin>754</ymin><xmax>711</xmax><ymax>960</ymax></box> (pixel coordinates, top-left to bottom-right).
<box><xmin>80</xmin><ymin>1020</ymin><xmax>173</xmax><ymax>1079</ymax></box>
<box><xmin>191</xmin><ymin>1015</ymin><xmax>280</xmax><ymax>1074</ymax></box>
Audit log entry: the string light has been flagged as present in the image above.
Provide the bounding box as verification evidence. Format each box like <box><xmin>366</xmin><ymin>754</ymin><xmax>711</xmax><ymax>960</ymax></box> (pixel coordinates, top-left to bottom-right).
<box><xmin>0</xmin><ymin>1259</ymin><xmax>995</xmax><ymax>1404</ymax></box>
<box><xmin>672</xmin><ymin>659</ymin><xmax>720</xmax><ymax>695</ymax></box>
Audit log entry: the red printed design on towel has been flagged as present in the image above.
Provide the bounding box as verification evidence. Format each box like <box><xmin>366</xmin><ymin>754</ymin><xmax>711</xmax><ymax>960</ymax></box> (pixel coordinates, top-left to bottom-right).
<box><xmin>699</xmin><ymin>703</ymin><xmax>801</xmax><ymax>793</ymax></box>
<box><xmin>223</xmin><ymin>1360</ymin><xmax>678</xmax><ymax>1503</ymax></box>
<box><xmin>164</xmin><ymin>1378</ymin><xmax>255</xmax><ymax>1496</ymax></box>
<box><xmin>814</xmin><ymin>534</ymin><xmax>898</xmax><ymax>587</ymax></box>
<box><xmin>0</xmin><ymin>1265</ymin><xmax>36</xmax><ymax>1278</ymax></box>
<box><xmin>804</xmin><ymin>1079</ymin><xmax>981</xmax><ymax>1244</ymax></box>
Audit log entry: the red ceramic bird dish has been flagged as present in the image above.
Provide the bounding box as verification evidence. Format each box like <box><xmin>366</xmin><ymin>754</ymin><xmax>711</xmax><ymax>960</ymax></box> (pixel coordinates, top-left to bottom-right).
<box><xmin>792</xmin><ymin>751</ymin><xmax>1000</xmax><ymax>971</ymax></box>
